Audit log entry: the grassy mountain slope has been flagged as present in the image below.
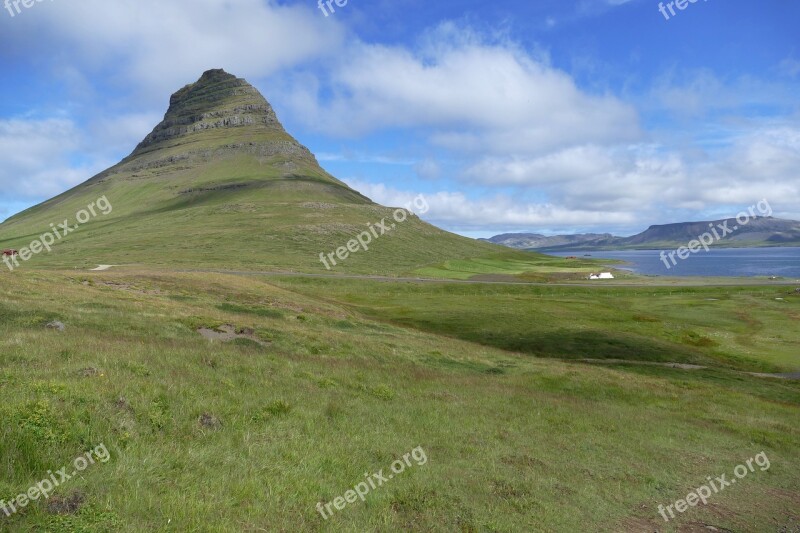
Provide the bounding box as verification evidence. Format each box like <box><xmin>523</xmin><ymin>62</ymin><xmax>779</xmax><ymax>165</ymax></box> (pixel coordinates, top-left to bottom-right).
<box><xmin>0</xmin><ymin>69</ymin><xmax>502</xmax><ymax>274</ymax></box>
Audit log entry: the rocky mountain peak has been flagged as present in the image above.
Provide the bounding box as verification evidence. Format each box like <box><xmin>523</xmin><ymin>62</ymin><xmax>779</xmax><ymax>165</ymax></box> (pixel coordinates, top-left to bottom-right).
<box><xmin>132</xmin><ymin>68</ymin><xmax>287</xmax><ymax>155</ymax></box>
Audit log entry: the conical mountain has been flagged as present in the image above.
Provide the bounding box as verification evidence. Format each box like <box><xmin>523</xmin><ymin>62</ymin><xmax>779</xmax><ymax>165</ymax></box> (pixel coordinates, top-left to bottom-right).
<box><xmin>132</xmin><ymin>69</ymin><xmax>296</xmax><ymax>156</ymax></box>
<box><xmin>85</xmin><ymin>68</ymin><xmax>354</xmax><ymax>197</ymax></box>
<box><xmin>0</xmin><ymin>69</ymin><xmax>496</xmax><ymax>273</ymax></box>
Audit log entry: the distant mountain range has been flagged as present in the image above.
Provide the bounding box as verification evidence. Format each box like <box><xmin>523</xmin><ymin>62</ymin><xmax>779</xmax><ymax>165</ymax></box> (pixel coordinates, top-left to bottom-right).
<box><xmin>482</xmin><ymin>233</ymin><xmax>616</xmax><ymax>250</ymax></box>
<box><xmin>484</xmin><ymin>217</ymin><xmax>800</xmax><ymax>251</ymax></box>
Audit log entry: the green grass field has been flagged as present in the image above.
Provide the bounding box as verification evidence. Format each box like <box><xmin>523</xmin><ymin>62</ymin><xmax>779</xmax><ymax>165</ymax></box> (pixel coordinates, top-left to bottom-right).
<box><xmin>269</xmin><ymin>276</ymin><xmax>800</xmax><ymax>372</ymax></box>
<box><xmin>412</xmin><ymin>254</ymin><xmax>620</xmax><ymax>281</ymax></box>
<box><xmin>1</xmin><ymin>268</ymin><xmax>798</xmax><ymax>532</ymax></box>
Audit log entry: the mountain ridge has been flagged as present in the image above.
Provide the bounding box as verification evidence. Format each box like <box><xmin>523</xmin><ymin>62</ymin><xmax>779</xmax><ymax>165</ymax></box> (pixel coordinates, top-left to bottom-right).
<box><xmin>482</xmin><ymin>232</ymin><xmax>616</xmax><ymax>250</ymax></box>
<box><xmin>486</xmin><ymin>217</ymin><xmax>800</xmax><ymax>251</ymax></box>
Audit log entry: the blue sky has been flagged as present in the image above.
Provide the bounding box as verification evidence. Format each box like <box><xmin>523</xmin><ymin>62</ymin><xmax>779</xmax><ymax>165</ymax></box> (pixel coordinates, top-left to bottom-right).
<box><xmin>1</xmin><ymin>0</ymin><xmax>798</xmax><ymax>238</ymax></box>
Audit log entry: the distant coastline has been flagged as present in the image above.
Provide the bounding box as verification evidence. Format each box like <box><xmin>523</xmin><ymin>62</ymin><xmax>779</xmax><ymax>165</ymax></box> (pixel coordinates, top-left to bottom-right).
<box><xmin>547</xmin><ymin>247</ymin><xmax>800</xmax><ymax>278</ymax></box>
<box><xmin>485</xmin><ymin>216</ymin><xmax>800</xmax><ymax>252</ymax></box>
<box><xmin>536</xmin><ymin>242</ymin><xmax>800</xmax><ymax>253</ymax></box>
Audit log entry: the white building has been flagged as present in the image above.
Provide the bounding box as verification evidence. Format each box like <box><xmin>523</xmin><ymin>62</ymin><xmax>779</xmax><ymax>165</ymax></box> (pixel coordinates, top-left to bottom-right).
<box><xmin>588</xmin><ymin>272</ymin><xmax>615</xmax><ymax>280</ymax></box>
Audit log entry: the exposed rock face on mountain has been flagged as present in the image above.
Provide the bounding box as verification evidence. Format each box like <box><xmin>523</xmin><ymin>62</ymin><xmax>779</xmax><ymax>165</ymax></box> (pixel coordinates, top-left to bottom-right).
<box><xmin>84</xmin><ymin>68</ymin><xmax>323</xmax><ymax>187</ymax></box>
<box><xmin>134</xmin><ymin>69</ymin><xmax>292</xmax><ymax>154</ymax></box>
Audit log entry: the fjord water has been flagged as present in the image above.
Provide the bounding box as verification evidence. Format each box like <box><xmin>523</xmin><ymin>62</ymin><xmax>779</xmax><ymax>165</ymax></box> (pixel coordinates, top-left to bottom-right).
<box><xmin>549</xmin><ymin>247</ymin><xmax>800</xmax><ymax>277</ymax></box>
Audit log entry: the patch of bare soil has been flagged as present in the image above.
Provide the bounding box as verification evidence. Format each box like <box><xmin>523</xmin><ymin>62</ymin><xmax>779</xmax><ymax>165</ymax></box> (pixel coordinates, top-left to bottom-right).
<box><xmin>79</xmin><ymin>367</ymin><xmax>102</xmax><ymax>378</ymax></box>
<box><xmin>197</xmin><ymin>324</ymin><xmax>269</xmax><ymax>346</ymax></box>
<box><xmin>47</xmin><ymin>491</ymin><xmax>85</xmax><ymax>515</ymax></box>
<box><xmin>468</xmin><ymin>274</ymin><xmax>521</xmax><ymax>282</ymax></box>
<box><xmin>115</xmin><ymin>396</ymin><xmax>133</xmax><ymax>411</ymax></box>
<box><xmin>198</xmin><ymin>413</ymin><xmax>222</xmax><ymax>429</ymax></box>
<box><xmin>96</xmin><ymin>281</ymin><xmax>163</xmax><ymax>295</ymax></box>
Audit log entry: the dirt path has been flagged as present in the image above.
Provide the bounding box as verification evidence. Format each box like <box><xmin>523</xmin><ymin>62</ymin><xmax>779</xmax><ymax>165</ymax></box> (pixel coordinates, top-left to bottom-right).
<box><xmin>747</xmin><ymin>372</ymin><xmax>800</xmax><ymax>380</ymax></box>
<box><xmin>175</xmin><ymin>268</ymin><xmax>800</xmax><ymax>289</ymax></box>
<box><xmin>578</xmin><ymin>358</ymin><xmax>707</xmax><ymax>370</ymax></box>
<box><xmin>577</xmin><ymin>359</ymin><xmax>800</xmax><ymax>380</ymax></box>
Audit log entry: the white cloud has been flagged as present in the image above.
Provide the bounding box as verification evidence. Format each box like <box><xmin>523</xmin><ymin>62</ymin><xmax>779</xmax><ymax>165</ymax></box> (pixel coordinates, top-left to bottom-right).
<box><xmin>281</xmin><ymin>23</ymin><xmax>640</xmax><ymax>154</ymax></box>
<box><xmin>460</xmin><ymin>125</ymin><xmax>800</xmax><ymax>217</ymax></box>
<box><xmin>464</xmin><ymin>145</ymin><xmax>620</xmax><ymax>186</ymax></box>
<box><xmin>0</xmin><ymin>118</ymin><xmax>106</xmax><ymax>199</ymax></box>
<box><xmin>0</xmin><ymin>0</ymin><xmax>344</xmax><ymax>103</ymax></box>
<box><xmin>345</xmin><ymin>179</ymin><xmax>636</xmax><ymax>232</ymax></box>
<box><xmin>688</xmin><ymin>126</ymin><xmax>800</xmax><ymax>206</ymax></box>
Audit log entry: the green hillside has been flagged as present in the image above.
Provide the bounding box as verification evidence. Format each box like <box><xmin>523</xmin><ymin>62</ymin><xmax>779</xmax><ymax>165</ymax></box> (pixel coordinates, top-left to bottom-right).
<box><xmin>0</xmin><ymin>69</ymin><xmax>502</xmax><ymax>275</ymax></box>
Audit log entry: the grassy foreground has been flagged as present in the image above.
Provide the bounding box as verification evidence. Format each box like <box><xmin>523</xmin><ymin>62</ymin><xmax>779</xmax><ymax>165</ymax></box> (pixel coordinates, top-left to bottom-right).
<box><xmin>270</xmin><ymin>276</ymin><xmax>800</xmax><ymax>373</ymax></box>
<box><xmin>0</xmin><ymin>269</ymin><xmax>798</xmax><ymax>532</ymax></box>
